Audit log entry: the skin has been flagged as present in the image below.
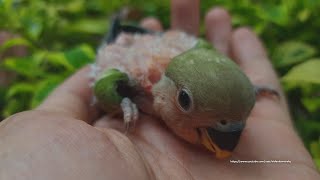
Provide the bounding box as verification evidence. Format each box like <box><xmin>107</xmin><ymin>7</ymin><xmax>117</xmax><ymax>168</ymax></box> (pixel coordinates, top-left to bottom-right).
<box><xmin>0</xmin><ymin>1</ymin><xmax>319</xmax><ymax>180</ymax></box>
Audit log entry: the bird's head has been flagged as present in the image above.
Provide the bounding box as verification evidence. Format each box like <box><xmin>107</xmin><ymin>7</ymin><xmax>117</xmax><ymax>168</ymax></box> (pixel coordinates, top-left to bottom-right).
<box><xmin>152</xmin><ymin>46</ymin><xmax>255</xmax><ymax>159</ymax></box>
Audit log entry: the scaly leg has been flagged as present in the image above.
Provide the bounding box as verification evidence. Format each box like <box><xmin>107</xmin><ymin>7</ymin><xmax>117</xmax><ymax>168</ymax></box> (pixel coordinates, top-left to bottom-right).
<box><xmin>120</xmin><ymin>97</ymin><xmax>139</xmax><ymax>133</ymax></box>
<box><xmin>94</xmin><ymin>68</ymin><xmax>139</xmax><ymax>132</ymax></box>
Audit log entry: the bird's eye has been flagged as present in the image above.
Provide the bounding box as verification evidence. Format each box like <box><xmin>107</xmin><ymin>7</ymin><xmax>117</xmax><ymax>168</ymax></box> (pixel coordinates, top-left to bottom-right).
<box><xmin>177</xmin><ymin>88</ymin><xmax>193</xmax><ymax>112</ymax></box>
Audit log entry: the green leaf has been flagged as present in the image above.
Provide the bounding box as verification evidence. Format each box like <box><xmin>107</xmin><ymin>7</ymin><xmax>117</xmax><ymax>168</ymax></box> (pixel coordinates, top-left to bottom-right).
<box><xmin>273</xmin><ymin>41</ymin><xmax>316</xmax><ymax>68</ymax></box>
<box><xmin>3</xmin><ymin>98</ymin><xmax>29</xmax><ymax>118</ymax></box>
<box><xmin>0</xmin><ymin>0</ymin><xmax>13</xmax><ymax>11</ymax></box>
<box><xmin>6</xmin><ymin>82</ymin><xmax>35</xmax><ymax>98</ymax></box>
<box><xmin>45</xmin><ymin>51</ymin><xmax>74</xmax><ymax>71</ymax></box>
<box><xmin>310</xmin><ymin>140</ymin><xmax>320</xmax><ymax>159</ymax></box>
<box><xmin>59</xmin><ymin>0</ymin><xmax>85</xmax><ymax>13</ymax></box>
<box><xmin>297</xmin><ymin>9</ymin><xmax>311</xmax><ymax>22</ymax></box>
<box><xmin>0</xmin><ymin>86</ymin><xmax>6</xmax><ymax>118</ymax></box>
<box><xmin>282</xmin><ymin>59</ymin><xmax>320</xmax><ymax>84</ymax></box>
<box><xmin>0</xmin><ymin>37</ymin><xmax>33</xmax><ymax>53</ymax></box>
<box><xmin>295</xmin><ymin>118</ymin><xmax>320</xmax><ymax>146</ymax></box>
<box><xmin>2</xmin><ymin>57</ymin><xmax>43</xmax><ymax>78</ymax></box>
<box><xmin>315</xmin><ymin>159</ymin><xmax>320</xmax><ymax>171</ymax></box>
<box><xmin>31</xmin><ymin>76</ymin><xmax>64</xmax><ymax>107</ymax></box>
<box><xmin>21</xmin><ymin>17</ymin><xmax>44</xmax><ymax>40</ymax></box>
<box><xmin>65</xmin><ymin>18</ymin><xmax>108</xmax><ymax>35</ymax></box>
<box><xmin>302</xmin><ymin>97</ymin><xmax>320</xmax><ymax>113</ymax></box>
<box><xmin>64</xmin><ymin>44</ymin><xmax>95</xmax><ymax>69</ymax></box>
<box><xmin>310</xmin><ymin>140</ymin><xmax>320</xmax><ymax>170</ymax></box>
<box><xmin>258</xmin><ymin>4</ymin><xmax>289</xmax><ymax>26</ymax></box>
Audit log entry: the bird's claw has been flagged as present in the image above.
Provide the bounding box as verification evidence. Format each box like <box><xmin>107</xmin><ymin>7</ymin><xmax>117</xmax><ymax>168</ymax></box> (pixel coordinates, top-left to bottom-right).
<box><xmin>120</xmin><ymin>97</ymin><xmax>139</xmax><ymax>133</ymax></box>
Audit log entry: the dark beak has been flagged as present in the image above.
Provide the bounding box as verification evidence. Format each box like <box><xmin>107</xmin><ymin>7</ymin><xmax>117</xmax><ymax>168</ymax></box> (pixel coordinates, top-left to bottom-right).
<box><xmin>199</xmin><ymin>122</ymin><xmax>245</xmax><ymax>159</ymax></box>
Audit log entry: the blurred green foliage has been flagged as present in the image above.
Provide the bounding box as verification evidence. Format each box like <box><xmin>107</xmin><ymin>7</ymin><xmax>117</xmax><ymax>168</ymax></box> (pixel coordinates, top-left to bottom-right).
<box><xmin>0</xmin><ymin>0</ymin><xmax>319</xmax><ymax>169</ymax></box>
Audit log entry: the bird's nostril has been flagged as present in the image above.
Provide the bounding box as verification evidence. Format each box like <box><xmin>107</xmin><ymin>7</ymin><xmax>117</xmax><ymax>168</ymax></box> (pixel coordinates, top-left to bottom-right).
<box><xmin>220</xmin><ymin>120</ymin><xmax>227</xmax><ymax>125</ymax></box>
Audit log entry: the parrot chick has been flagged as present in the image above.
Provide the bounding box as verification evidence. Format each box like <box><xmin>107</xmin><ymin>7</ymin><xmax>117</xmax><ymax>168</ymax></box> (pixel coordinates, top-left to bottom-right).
<box><xmin>92</xmin><ymin>21</ymin><xmax>278</xmax><ymax>159</ymax></box>
<box><xmin>152</xmin><ymin>46</ymin><xmax>255</xmax><ymax>159</ymax></box>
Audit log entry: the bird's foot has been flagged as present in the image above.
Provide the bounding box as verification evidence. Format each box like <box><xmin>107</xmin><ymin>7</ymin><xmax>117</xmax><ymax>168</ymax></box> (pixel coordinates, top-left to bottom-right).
<box><xmin>254</xmin><ymin>85</ymin><xmax>280</xmax><ymax>100</ymax></box>
<box><xmin>120</xmin><ymin>97</ymin><xmax>139</xmax><ymax>133</ymax></box>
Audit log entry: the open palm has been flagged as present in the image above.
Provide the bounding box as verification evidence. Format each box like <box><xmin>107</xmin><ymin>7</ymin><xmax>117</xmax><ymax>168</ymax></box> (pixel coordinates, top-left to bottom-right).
<box><xmin>1</xmin><ymin>1</ymin><xmax>319</xmax><ymax>180</ymax></box>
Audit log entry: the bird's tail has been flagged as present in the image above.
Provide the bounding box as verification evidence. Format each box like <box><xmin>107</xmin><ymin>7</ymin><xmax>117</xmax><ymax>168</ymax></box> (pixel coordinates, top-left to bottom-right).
<box><xmin>103</xmin><ymin>13</ymin><xmax>155</xmax><ymax>44</ymax></box>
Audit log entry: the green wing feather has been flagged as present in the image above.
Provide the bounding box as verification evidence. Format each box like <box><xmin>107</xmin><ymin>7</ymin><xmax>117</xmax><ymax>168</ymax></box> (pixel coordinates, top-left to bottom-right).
<box><xmin>94</xmin><ymin>69</ymin><xmax>129</xmax><ymax>111</ymax></box>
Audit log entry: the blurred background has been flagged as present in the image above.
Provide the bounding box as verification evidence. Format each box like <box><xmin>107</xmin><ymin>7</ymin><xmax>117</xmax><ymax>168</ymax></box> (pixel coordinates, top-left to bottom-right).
<box><xmin>0</xmin><ymin>0</ymin><xmax>319</xmax><ymax>169</ymax></box>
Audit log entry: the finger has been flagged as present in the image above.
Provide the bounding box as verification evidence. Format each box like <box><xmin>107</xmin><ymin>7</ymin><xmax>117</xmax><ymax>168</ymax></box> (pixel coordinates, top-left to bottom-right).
<box><xmin>140</xmin><ymin>17</ymin><xmax>163</xmax><ymax>31</ymax></box>
<box><xmin>231</xmin><ymin>27</ymin><xmax>279</xmax><ymax>89</ymax></box>
<box><xmin>37</xmin><ymin>66</ymin><xmax>98</xmax><ymax>123</ymax></box>
<box><xmin>230</xmin><ymin>27</ymin><xmax>291</xmax><ymax>122</ymax></box>
<box><xmin>94</xmin><ymin>115</ymin><xmax>124</xmax><ymax>132</ymax></box>
<box><xmin>171</xmin><ymin>0</ymin><xmax>200</xmax><ymax>35</ymax></box>
<box><xmin>205</xmin><ymin>7</ymin><xmax>232</xmax><ymax>55</ymax></box>
<box><xmin>229</xmin><ymin>29</ymin><xmax>309</xmax><ymax>163</ymax></box>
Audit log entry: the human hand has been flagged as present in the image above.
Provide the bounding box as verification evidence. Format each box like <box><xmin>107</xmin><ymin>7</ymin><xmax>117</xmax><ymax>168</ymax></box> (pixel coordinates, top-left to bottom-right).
<box><xmin>0</xmin><ymin>1</ymin><xmax>319</xmax><ymax>179</ymax></box>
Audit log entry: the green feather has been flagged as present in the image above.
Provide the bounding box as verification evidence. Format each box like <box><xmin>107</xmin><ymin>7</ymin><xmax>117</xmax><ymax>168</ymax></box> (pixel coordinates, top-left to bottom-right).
<box><xmin>165</xmin><ymin>46</ymin><xmax>255</xmax><ymax>120</ymax></box>
<box><xmin>94</xmin><ymin>68</ymin><xmax>129</xmax><ymax>111</ymax></box>
<box><xmin>194</xmin><ymin>38</ymin><xmax>213</xmax><ymax>49</ymax></box>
